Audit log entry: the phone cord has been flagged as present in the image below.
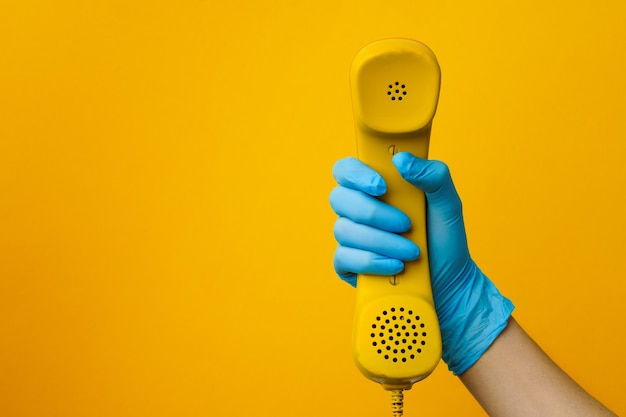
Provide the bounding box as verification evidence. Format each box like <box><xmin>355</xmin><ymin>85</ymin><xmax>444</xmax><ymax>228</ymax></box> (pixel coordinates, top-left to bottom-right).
<box><xmin>391</xmin><ymin>389</ymin><xmax>404</xmax><ymax>417</ymax></box>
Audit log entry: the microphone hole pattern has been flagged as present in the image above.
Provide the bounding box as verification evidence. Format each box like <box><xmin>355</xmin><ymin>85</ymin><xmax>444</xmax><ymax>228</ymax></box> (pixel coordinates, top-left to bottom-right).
<box><xmin>370</xmin><ymin>307</ymin><xmax>428</xmax><ymax>363</ymax></box>
<box><xmin>387</xmin><ymin>81</ymin><xmax>407</xmax><ymax>101</ymax></box>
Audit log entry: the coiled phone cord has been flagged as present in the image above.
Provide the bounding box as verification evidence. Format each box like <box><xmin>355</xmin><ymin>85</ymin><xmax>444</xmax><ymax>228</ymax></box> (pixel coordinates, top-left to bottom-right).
<box><xmin>391</xmin><ymin>389</ymin><xmax>404</xmax><ymax>417</ymax></box>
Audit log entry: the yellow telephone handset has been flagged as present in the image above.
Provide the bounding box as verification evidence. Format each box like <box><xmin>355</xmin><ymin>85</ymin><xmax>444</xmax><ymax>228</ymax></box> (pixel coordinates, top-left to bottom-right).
<box><xmin>350</xmin><ymin>38</ymin><xmax>442</xmax><ymax>411</ymax></box>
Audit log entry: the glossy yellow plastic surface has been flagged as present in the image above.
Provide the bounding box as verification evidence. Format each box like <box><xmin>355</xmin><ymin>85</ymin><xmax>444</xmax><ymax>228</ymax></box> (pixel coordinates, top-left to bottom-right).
<box><xmin>350</xmin><ymin>39</ymin><xmax>443</xmax><ymax>391</ymax></box>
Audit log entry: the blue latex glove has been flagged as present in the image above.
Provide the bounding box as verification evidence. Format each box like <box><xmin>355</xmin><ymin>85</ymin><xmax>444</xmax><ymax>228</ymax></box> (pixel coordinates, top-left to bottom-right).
<box><xmin>330</xmin><ymin>152</ymin><xmax>514</xmax><ymax>375</ymax></box>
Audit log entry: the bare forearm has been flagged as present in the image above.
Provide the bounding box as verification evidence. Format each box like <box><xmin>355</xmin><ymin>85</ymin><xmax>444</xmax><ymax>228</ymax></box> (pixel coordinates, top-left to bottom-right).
<box><xmin>459</xmin><ymin>317</ymin><xmax>616</xmax><ymax>417</ymax></box>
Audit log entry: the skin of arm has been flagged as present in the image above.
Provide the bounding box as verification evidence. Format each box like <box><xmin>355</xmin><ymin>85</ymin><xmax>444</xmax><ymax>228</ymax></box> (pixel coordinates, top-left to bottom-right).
<box><xmin>460</xmin><ymin>317</ymin><xmax>617</xmax><ymax>417</ymax></box>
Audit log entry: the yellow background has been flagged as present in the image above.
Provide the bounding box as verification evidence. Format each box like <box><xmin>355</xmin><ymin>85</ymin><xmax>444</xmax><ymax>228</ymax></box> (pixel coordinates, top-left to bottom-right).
<box><xmin>1</xmin><ymin>1</ymin><xmax>624</xmax><ymax>416</ymax></box>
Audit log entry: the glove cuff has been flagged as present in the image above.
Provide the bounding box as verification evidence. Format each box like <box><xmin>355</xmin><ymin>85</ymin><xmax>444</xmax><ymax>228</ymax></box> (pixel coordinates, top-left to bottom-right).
<box><xmin>438</xmin><ymin>265</ymin><xmax>515</xmax><ymax>376</ymax></box>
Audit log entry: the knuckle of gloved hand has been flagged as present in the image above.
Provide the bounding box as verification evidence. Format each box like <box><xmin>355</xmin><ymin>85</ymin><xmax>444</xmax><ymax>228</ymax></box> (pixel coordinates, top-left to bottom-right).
<box><xmin>360</xmin><ymin>202</ymin><xmax>389</xmax><ymax>229</ymax></box>
<box><xmin>428</xmin><ymin>160</ymin><xmax>451</xmax><ymax>183</ymax></box>
<box><xmin>333</xmin><ymin>247</ymin><xmax>349</xmax><ymax>271</ymax></box>
<box><xmin>363</xmin><ymin>251</ymin><xmax>378</xmax><ymax>272</ymax></box>
<box><xmin>329</xmin><ymin>186</ymin><xmax>345</xmax><ymax>211</ymax></box>
<box><xmin>412</xmin><ymin>160</ymin><xmax>451</xmax><ymax>195</ymax></box>
<box><xmin>333</xmin><ymin>217</ymin><xmax>351</xmax><ymax>242</ymax></box>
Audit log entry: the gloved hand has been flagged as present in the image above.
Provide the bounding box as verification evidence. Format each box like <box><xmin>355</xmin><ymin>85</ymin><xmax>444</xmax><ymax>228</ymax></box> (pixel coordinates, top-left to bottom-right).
<box><xmin>330</xmin><ymin>152</ymin><xmax>514</xmax><ymax>375</ymax></box>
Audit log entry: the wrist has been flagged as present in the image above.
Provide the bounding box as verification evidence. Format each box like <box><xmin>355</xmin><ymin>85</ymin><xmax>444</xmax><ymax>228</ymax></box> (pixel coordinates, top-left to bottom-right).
<box><xmin>436</xmin><ymin>263</ymin><xmax>515</xmax><ymax>376</ymax></box>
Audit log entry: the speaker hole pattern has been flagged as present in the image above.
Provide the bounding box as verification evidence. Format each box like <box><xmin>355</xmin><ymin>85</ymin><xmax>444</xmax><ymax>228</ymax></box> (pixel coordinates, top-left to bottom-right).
<box><xmin>370</xmin><ymin>307</ymin><xmax>427</xmax><ymax>363</ymax></box>
<box><xmin>387</xmin><ymin>81</ymin><xmax>407</xmax><ymax>101</ymax></box>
